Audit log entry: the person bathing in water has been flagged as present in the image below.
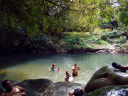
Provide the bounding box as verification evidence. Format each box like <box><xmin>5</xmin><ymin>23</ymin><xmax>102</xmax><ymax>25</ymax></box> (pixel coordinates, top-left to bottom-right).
<box><xmin>58</xmin><ymin>67</ymin><xmax>61</xmax><ymax>72</ymax></box>
<box><xmin>1</xmin><ymin>80</ymin><xmax>27</xmax><ymax>96</ymax></box>
<box><xmin>49</xmin><ymin>64</ymin><xmax>57</xmax><ymax>72</ymax></box>
<box><xmin>68</xmin><ymin>88</ymin><xmax>85</xmax><ymax>96</ymax></box>
<box><xmin>112</xmin><ymin>62</ymin><xmax>128</xmax><ymax>72</ymax></box>
<box><xmin>72</xmin><ymin>63</ymin><xmax>80</xmax><ymax>76</ymax></box>
<box><xmin>65</xmin><ymin>71</ymin><xmax>74</xmax><ymax>83</ymax></box>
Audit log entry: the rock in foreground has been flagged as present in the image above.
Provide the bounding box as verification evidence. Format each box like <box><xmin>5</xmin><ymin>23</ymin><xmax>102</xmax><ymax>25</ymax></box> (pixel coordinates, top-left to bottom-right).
<box><xmin>84</xmin><ymin>65</ymin><xmax>128</xmax><ymax>94</ymax></box>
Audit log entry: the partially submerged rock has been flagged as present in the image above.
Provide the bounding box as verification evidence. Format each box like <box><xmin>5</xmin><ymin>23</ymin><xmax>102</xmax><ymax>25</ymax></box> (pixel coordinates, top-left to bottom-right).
<box><xmin>18</xmin><ymin>79</ymin><xmax>55</xmax><ymax>96</ymax></box>
<box><xmin>86</xmin><ymin>85</ymin><xmax>128</xmax><ymax>96</ymax></box>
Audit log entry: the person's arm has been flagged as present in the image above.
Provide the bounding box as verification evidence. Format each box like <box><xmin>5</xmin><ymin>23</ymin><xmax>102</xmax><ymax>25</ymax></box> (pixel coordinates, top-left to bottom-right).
<box><xmin>55</xmin><ymin>66</ymin><xmax>57</xmax><ymax>71</ymax></box>
<box><xmin>68</xmin><ymin>91</ymin><xmax>74</xmax><ymax>96</ymax></box>
<box><xmin>77</xmin><ymin>67</ymin><xmax>80</xmax><ymax>70</ymax></box>
<box><xmin>49</xmin><ymin>66</ymin><xmax>52</xmax><ymax>72</ymax></box>
<box><xmin>72</xmin><ymin>66</ymin><xmax>74</xmax><ymax>70</ymax></box>
<box><xmin>17</xmin><ymin>86</ymin><xmax>27</xmax><ymax>95</ymax></box>
<box><xmin>65</xmin><ymin>77</ymin><xmax>71</xmax><ymax>83</ymax></box>
<box><xmin>65</xmin><ymin>78</ymin><xmax>68</xmax><ymax>82</ymax></box>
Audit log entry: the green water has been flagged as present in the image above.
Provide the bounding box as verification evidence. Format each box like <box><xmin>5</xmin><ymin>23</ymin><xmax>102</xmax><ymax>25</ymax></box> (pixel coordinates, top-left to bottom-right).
<box><xmin>0</xmin><ymin>53</ymin><xmax>128</xmax><ymax>85</ymax></box>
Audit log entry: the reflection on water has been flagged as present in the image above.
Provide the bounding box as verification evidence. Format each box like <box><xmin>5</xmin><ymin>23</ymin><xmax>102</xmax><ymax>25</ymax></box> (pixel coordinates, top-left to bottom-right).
<box><xmin>0</xmin><ymin>53</ymin><xmax>128</xmax><ymax>85</ymax></box>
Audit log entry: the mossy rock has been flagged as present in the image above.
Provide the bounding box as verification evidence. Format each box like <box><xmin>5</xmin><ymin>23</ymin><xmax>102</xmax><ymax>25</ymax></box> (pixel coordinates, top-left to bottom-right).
<box><xmin>85</xmin><ymin>85</ymin><xmax>128</xmax><ymax>96</ymax></box>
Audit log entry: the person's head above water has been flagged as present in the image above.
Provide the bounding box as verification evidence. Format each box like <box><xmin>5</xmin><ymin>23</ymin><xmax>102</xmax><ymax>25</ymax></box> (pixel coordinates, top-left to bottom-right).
<box><xmin>52</xmin><ymin>64</ymin><xmax>55</xmax><ymax>67</ymax></box>
<box><xmin>58</xmin><ymin>67</ymin><xmax>60</xmax><ymax>70</ymax></box>
<box><xmin>74</xmin><ymin>63</ymin><xmax>77</xmax><ymax>67</ymax></box>
<box><xmin>2</xmin><ymin>80</ymin><xmax>13</xmax><ymax>91</ymax></box>
<box><xmin>66</xmin><ymin>71</ymin><xmax>70</xmax><ymax>76</ymax></box>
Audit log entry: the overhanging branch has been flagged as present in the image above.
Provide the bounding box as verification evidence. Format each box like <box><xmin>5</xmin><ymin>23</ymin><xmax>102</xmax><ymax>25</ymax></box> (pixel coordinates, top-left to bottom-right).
<box><xmin>45</xmin><ymin>0</ymin><xmax>81</xmax><ymax>11</ymax></box>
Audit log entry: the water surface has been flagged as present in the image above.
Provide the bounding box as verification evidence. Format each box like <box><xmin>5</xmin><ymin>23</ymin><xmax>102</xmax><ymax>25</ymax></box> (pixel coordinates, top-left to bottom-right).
<box><xmin>0</xmin><ymin>53</ymin><xmax>128</xmax><ymax>85</ymax></box>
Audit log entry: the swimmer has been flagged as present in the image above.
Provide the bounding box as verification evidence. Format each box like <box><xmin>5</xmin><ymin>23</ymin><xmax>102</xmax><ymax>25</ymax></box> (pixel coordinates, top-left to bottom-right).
<box><xmin>58</xmin><ymin>67</ymin><xmax>61</xmax><ymax>72</ymax></box>
<box><xmin>49</xmin><ymin>64</ymin><xmax>57</xmax><ymax>72</ymax></box>
<box><xmin>72</xmin><ymin>63</ymin><xmax>80</xmax><ymax>76</ymax></box>
<box><xmin>1</xmin><ymin>80</ymin><xmax>27</xmax><ymax>96</ymax></box>
<box><xmin>65</xmin><ymin>71</ymin><xmax>74</xmax><ymax>83</ymax></box>
<box><xmin>68</xmin><ymin>88</ymin><xmax>85</xmax><ymax>96</ymax></box>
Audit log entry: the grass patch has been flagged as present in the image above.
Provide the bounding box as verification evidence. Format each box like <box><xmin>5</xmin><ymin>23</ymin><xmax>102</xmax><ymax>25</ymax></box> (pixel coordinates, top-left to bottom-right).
<box><xmin>52</xmin><ymin>32</ymin><xmax>108</xmax><ymax>51</ymax></box>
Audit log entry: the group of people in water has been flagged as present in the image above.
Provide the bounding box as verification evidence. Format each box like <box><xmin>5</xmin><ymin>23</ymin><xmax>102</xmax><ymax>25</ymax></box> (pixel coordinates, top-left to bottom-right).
<box><xmin>49</xmin><ymin>64</ymin><xmax>61</xmax><ymax>72</ymax></box>
<box><xmin>65</xmin><ymin>63</ymin><xmax>80</xmax><ymax>83</ymax></box>
<box><xmin>1</xmin><ymin>62</ymin><xmax>128</xmax><ymax>96</ymax></box>
<box><xmin>49</xmin><ymin>63</ymin><xmax>83</xmax><ymax>96</ymax></box>
<box><xmin>49</xmin><ymin>63</ymin><xmax>80</xmax><ymax>83</ymax></box>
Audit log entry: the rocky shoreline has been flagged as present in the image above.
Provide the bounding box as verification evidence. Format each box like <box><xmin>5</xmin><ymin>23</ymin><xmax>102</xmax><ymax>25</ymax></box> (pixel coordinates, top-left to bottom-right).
<box><xmin>46</xmin><ymin>45</ymin><xmax>128</xmax><ymax>54</ymax></box>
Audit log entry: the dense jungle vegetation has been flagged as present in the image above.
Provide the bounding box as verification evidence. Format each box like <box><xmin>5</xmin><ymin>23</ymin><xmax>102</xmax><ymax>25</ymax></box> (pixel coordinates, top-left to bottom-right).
<box><xmin>0</xmin><ymin>0</ymin><xmax>128</xmax><ymax>54</ymax></box>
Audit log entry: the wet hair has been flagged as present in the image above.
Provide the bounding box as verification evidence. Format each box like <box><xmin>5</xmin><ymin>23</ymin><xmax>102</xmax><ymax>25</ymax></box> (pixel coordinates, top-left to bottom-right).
<box><xmin>65</xmin><ymin>71</ymin><xmax>68</xmax><ymax>74</ymax></box>
<box><xmin>2</xmin><ymin>80</ymin><xmax>9</xmax><ymax>88</ymax></box>
<box><xmin>74</xmin><ymin>88</ymin><xmax>84</xmax><ymax>96</ymax></box>
<box><xmin>52</xmin><ymin>64</ymin><xmax>55</xmax><ymax>66</ymax></box>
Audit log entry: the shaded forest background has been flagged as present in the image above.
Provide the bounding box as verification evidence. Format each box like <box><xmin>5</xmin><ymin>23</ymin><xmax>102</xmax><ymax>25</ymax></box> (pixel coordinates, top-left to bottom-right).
<box><xmin>0</xmin><ymin>0</ymin><xmax>128</xmax><ymax>54</ymax></box>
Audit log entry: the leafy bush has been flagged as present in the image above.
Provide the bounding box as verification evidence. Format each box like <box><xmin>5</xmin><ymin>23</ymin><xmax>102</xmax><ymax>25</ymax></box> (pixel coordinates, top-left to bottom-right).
<box><xmin>80</xmin><ymin>42</ymin><xmax>88</xmax><ymax>49</ymax></box>
<box><xmin>120</xmin><ymin>40</ymin><xmax>128</xmax><ymax>50</ymax></box>
<box><xmin>100</xmin><ymin>22</ymin><xmax>113</xmax><ymax>29</ymax></box>
<box><xmin>95</xmin><ymin>38</ymin><xmax>108</xmax><ymax>45</ymax></box>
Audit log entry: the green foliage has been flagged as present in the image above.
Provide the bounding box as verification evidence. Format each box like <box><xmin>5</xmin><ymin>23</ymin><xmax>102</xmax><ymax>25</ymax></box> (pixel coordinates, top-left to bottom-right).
<box><xmin>83</xmin><ymin>37</ymin><xmax>108</xmax><ymax>45</ymax></box>
<box><xmin>95</xmin><ymin>38</ymin><xmax>108</xmax><ymax>45</ymax></box>
<box><xmin>52</xmin><ymin>32</ymin><xmax>108</xmax><ymax>52</ymax></box>
<box><xmin>80</xmin><ymin>42</ymin><xmax>88</xmax><ymax>49</ymax></box>
<box><xmin>117</xmin><ymin>11</ymin><xmax>128</xmax><ymax>26</ymax></box>
<box><xmin>100</xmin><ymin>22</ymin><xmax>113</xmax><ymax>29</ymax></box>
<box><xmin>28</xmin><ymin>34</ymin><xmax>52</xmax><ymax>51</ymax></box>
<box><xmin>1</xmin><ymin>0</ymin><xmax>128</xmax><ymax>53</ymax></box>
<box><xmin>120</xmin><ymin>40</ymin><xmax>128</xmax><ymax>50</ymax></box>
<box><xmin>65</xmin><ymin>35</ymin><xmax>81</xmax><ymax>44</ymax></box>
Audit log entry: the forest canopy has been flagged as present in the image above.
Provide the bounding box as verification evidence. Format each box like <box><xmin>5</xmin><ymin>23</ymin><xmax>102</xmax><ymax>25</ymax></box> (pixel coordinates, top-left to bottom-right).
<box><xmin>0</xmin><ymin>0</ymin><xmax>128</xmax><ymax>53</ymax></box>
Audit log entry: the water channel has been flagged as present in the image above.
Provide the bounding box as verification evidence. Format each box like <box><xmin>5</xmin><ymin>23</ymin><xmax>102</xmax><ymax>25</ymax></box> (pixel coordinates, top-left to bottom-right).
<box><xmin>0</xmin><ymin>53</ymin><xmax>128</xmax><ymax>85</ymax></box>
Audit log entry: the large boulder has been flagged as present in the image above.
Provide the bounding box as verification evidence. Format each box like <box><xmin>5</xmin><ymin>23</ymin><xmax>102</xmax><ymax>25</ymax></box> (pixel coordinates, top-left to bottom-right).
<box><xmin>43</xmin><ymin>82</ymin><xmax>83</xmax><ymax>96</ymax></box>
<box><xmin>18</xmin><ymin>79</ymin><xmax>83</xmax><ymax>96</ymax></box>
<box><xmin>84</xmin><ymin>65</ymin><xmax>128</xmax><ymax>94</ymax></box>
<box><xmin>18</xmin><ymin>79</ymin><xmax>55</xmax><ymax>96</ymax></box>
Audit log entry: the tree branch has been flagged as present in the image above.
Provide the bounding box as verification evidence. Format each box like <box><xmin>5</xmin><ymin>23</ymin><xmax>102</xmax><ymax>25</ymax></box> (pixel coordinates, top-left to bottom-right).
<box><xmin>45</xmin><ymin>0</ymin><xmax>80</xmax><ymax>11</ymax></box>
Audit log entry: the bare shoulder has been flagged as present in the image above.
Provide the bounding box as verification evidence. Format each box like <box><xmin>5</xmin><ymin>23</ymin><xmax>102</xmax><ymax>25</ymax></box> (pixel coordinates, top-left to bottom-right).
<box><xmin>13</xmin><ymin>85</ymin><xmax>21</xmax><ymax>88</ymax></box>
<box><xmin>13</xmin><ymin>85</ymin><xmax>26</xmax><ymax>90</ymax></box>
